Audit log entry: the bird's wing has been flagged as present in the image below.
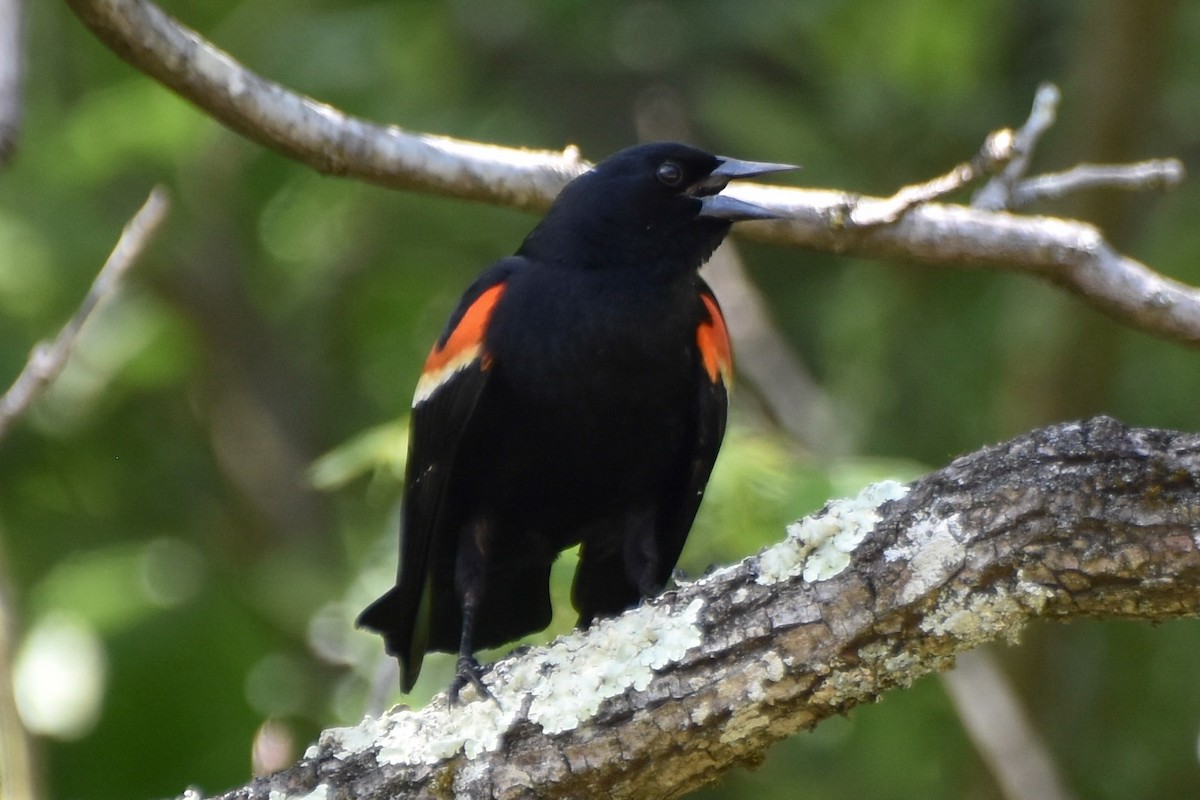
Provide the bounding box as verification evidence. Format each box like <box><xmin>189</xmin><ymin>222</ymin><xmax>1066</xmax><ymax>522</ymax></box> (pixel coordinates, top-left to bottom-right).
<box><xmin>356</xmin><ymin>258</ymin><xmax>522</xmax><ymax>692</ymax></box>
<box><xmin>655</xmin><ymin>280</ymin><xmax>731</xmax><ymax>586</ymax></box>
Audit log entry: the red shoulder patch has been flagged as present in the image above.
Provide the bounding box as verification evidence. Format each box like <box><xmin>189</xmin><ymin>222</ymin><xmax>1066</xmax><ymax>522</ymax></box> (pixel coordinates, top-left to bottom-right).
<box><xmin>413</xmin><ymin>284</ymin><xmax>506</xmax><ymax>406</ymax></box>
<box><xmin>696</xmin><ymin>293</ymin><xmax>733</xmax><ymax>387</ymax></box>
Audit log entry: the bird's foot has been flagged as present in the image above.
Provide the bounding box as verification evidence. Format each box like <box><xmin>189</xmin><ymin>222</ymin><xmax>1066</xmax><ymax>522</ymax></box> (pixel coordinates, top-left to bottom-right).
<box><xmin>448</xmin><ymin>656</ymin><xmax>495</xmax><ymax>706</ymax></box>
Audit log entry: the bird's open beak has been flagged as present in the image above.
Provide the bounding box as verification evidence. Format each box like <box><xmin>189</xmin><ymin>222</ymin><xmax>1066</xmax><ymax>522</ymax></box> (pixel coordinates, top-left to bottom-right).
<box><xmin>695</xmin><ymin>156</ymin><xmax>798</xmax><ymax>221</ymax></box>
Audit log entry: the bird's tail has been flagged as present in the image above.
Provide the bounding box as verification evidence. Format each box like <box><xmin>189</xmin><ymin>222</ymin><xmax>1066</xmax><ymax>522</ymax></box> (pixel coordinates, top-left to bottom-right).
<box><xmin>356</xmin><ymin>586</ymin><xmax>428</xmax><ymax>693</ymax></box>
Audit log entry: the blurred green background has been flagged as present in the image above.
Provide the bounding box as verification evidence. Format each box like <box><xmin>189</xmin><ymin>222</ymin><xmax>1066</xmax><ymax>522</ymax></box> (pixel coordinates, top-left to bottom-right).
<box><xmin>3</xmin><ymin>1</ymin><xmax>1199</xmax><ymax>798</ymax></box>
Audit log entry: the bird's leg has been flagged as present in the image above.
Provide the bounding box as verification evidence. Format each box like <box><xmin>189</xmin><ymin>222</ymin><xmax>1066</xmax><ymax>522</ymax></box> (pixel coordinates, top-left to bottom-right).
<box><xmin>449</xmin><ymin>517</ymin><xmax>496</xmax><ymax>706</ymax></box>
<box><xmin>448</xmin><ymin>596</ymin><xmax>494</xmax><ymax>705</ymax></box>
<box><xmin>623</xmin><ymin>509</ymin><xmax>663</xmax><ymax>598</ymax></box>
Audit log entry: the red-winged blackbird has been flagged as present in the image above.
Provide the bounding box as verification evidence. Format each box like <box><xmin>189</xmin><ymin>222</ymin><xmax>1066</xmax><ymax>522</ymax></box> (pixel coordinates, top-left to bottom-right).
<box><xmin>357</xmin><ymin>142</ymin><xmax>794</xmax><ymax>702</ymax></box>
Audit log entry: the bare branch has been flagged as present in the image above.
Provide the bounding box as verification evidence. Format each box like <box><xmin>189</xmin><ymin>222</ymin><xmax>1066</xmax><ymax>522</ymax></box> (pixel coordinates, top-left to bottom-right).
<box><xmin>0</xmin><ymin>0</ymin><xmax>22</xmax><ymax>166</ymax></box>
<box><xmin>942</xmin><ymin>650</ymin><xmax>1076</xmax><ymax>800</ymax></box>
<box><xmin>0</xmin><ymin>186</ymin><xmax>167</xmax><ymax>800</ymax></box>
<box><xmin>65</xmin><ymin>0</ymin><xmax>1198</xmax><ymax>347</ymax></box>
<box><xmin>731</xmin><ymin>185</ymin><xmax>1200</xmax><ymax>344</ymax></box>
<box><xmin>0</xmin><ymin>186</ymin><xmax>169</xmax><ymax>444</ymax></box>
<box><xmin>210</xmin><ymin>417</ymin><xmax>1200</xmax><ymax>800</ymax></box>
<box><xmin>969</xmin><ymin>86</ymin><xmax>1183</xmax><ymax>211</ymax></box>
<box><xmin>63</xmin><ymin>0</ymin><xmax>587</xmax><ymax>211</ymax></box>
<box><xmin>847</xmin><ymin>127</ymin><xmax>1017</xmax><ymax>227</ymax></box>
<box><xmin>1009</xmin><ymin>159</ymin><xmax>1186</xmax><ymax>208</ymax></box>
<box><xmin>974</xmin><ymin>82</ymin><xmax>1063</xmax><ymax>210</ymax></box>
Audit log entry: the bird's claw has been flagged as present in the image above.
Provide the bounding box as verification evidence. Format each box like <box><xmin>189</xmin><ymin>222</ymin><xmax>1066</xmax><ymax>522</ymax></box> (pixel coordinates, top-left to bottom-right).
<box><xmin>448</xmin><ymin>656</ymin><xmax>495</xmax><ymax>706</ymax></box>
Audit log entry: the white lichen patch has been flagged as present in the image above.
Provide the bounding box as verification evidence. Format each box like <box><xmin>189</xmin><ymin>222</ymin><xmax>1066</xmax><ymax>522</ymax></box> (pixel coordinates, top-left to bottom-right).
<box><xmin>509</xmin><ymin>597</ymin><xmax>706</xmax><ymax>735</ymax></box>
<box><xmin>689</xmin><ymin>696</ymin><xmax>717</xmax><ymax>725</ymax></box>
<box><xmin>689</xmin><ymin>561</ymin><xmax>742</xmax><ymax>588</ymax></box>
<box><xmin>758</xmin><ymin>480</ymin><xmax>909</xmax><ymax>585</ymax></box>
<box><xmin>855</xmin><ymin>641</ymin><xmax>890</xmax><ymax>662</ymax></box>
<box><xmin>317</xmin><ymin>691</ymin><xmax>519</xmax><ymax>766</ymax></box>
<box><xmin>761</xmin><ymin>650</ymin><xmax>785</xmax><ymax>682</ymax></box>
<box><xmin>317</xmin><ymin>598</ymin><xmax>705</xmax><ymax>764</ymax></box>
<box><xmin>318</xmin><ymin>714</ymin><xmax>383</xmax><ymax>758</ymax></box>
<box><xmin>884</xmin><ymin>513</ymin><xmax>966</xmax><ymax>603</ymax></box>
<box><xmin>268</xmin><ymin>785</ymin><xmax>328</xmax><ymax>800</ymax></box>
<box><xmin>807</xmin><ymin>665</ymin><xmax>875</xmax><ymax>708</ymax></box>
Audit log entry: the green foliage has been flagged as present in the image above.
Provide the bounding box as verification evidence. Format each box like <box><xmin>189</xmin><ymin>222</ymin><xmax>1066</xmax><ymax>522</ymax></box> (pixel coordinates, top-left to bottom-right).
<box><xmin>308</xmin><ymin>418</ymin><xmax>408</xmax><ymax>493</ymax></box>
<box><xmin>4</xmin><ymin>2</ymin><xmax>1200</xmax><ymax>798</ymax></box>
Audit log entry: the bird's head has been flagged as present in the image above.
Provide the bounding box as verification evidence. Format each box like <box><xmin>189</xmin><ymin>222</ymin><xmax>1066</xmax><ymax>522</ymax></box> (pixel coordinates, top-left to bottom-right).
<box><xmin>519</xmin><ymin>142</ymin><xmax>795</xmax><ymax>277</ymax></box>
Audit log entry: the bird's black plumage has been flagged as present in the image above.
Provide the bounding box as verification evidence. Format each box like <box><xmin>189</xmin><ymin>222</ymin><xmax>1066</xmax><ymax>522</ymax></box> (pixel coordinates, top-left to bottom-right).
<box><xmin>357</xmin><ymin>142</ymin><xmax>793</xmax><ymax>701</ymax></box>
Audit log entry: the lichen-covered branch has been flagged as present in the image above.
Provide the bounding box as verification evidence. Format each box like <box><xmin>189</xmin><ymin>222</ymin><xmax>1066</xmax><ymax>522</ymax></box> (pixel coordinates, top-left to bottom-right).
<box><xmin>211</xmin><ymin>417</ymin><xmax>1200</xmax><ymax>800</ymax></box>
<box><xmin>66</xmin><ymin>0</ymin><xmax>1197</xmax><ymax>346</ymax></box>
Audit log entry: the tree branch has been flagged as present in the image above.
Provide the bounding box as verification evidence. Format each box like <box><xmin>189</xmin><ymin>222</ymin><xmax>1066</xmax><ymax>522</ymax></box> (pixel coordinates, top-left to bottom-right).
<box><xmin>941</xmin><ymin>650</ymin><xmax>1076</xmax><ymax>800</ymax></box>
<box><xmin>0</xmin><ymin>186</ymin><xmax>168</xmax><ymax>800</ymax></box>
<box><xmin>66</xmin><ymin>0</ymin><xmax>1196</xmax><ymax>346</ymax></box>
<box><xmin>736</xmin><ymin>186</ymin><xmax>1200</xmax><ymax>344</ymax></box>
<box><xmin>973</xmin><ymin>82</ymin><xmax>1063</xmax><ymax>211</ymax></box>
<box><xmin>973</xmin><ymin>83</ymin><xmax>1184</xmax><ymax>210</ymax></box>
<box><xmin>1007</xmin><ymin>160</ymin><xmax>1185</xmax><ymax>209</ymax></box>
<box><xmin>64</xmin><ymin>0</ymin><xmax>587</xmax><ymax>211</ymax></box>
<box><xmin>0</xmin><ymin>186</ymin><xmax>169</xmax><ymax>443</ymax></box>
<box><xmin>846</xmin><ymin>127</ymin><xmax>1019</xmax><ymax>226</ymax></box>
<box><xmin>207</xmin><ymin>417</ymin><xmax>1200</xmax><ymax>800</ymax></box>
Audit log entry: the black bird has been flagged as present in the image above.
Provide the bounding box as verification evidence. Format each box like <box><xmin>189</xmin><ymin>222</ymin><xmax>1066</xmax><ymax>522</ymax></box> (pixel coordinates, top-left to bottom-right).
<box><xmin>357</xmin><ymin>142</ymin><xmax>794</xmax><ymax>701</ymax></box>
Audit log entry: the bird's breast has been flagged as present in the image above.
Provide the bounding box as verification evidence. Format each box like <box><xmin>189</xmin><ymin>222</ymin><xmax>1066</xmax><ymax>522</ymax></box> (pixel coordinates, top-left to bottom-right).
<box><xmin>461</xmin><ymin>269</ymin><xmax>701</xmax><ymax>529</ymax></box>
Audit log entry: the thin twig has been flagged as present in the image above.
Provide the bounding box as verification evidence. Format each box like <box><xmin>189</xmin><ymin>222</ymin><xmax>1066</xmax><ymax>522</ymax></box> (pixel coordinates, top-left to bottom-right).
<box><xmin>0</xmin><ymin>186</ymin><xmax>170</xmax><ymax>444</ymax></box>
<box><xmin>0</xmin><ymin>185</ymin><xmax>168</xmax><ymax>800</ymax></box>
<box><xmin>847</xmin><ymin>82</ymin><xmax>1181</xmax><ymax>225</ymax></box>
<box><xmin>942</xmin><ymin>650</ymin><xmax>1077</xmax><ymax>800</ymax></box>
<box><xmin>847</xmin><ymin>128</ymin><xmax>1017</xmax><ymax>227</ymax></box>
<box><xmin>972</xmin><ymin>84</ymin><xmax>1184</xmax><ymax>211</ymax></box>
<box><xmin>974</xmin><ymin>82</ymin><xmax>1062</xmax><ymax>210</ymax></box>
<box><xmin>1009</xmin><ymin>159</ymin><xmax>1186</xmax><ymax>208</ymax></box>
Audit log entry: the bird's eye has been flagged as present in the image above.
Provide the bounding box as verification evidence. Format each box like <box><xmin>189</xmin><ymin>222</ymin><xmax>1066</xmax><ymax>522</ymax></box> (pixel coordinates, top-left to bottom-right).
<box><xmin>657</xmin><ymin>161</ymin><xmax>684</xmax><ymax>187</ymax></box>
